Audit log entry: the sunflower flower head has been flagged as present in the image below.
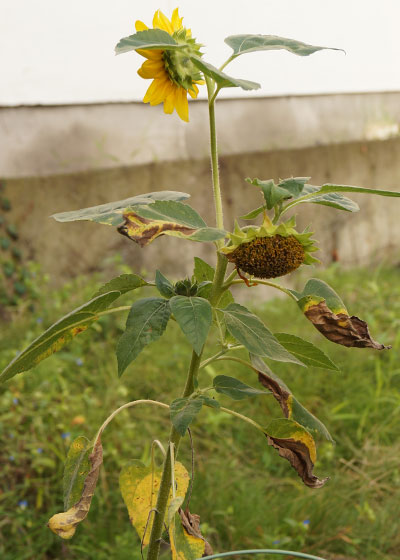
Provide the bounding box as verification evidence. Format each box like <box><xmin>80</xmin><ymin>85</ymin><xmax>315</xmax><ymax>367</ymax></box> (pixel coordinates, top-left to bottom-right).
<box><xmin>135</xmin><ymin>9</ymin><xmax>204</xmax><ymax>122</ymax></box>
<box><xmin>220</xmin><ymin>215</ymin><xmax>320</xmax><ymax>280</ymax></box>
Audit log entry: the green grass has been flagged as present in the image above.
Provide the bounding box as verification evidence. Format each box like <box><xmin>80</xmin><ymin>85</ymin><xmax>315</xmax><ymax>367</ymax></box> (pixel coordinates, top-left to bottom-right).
<box><xmin>1</xmin><ymin>264</ymin><xmax>400</xmax><ymax>560</ymax></box>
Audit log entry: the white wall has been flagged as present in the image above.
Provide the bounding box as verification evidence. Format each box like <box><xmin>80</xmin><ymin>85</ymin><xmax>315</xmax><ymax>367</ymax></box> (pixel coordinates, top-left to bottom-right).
<box><xmin>1</xmin><ymin>0</ymin><xmax>400</xmax><ymax>106</ymax></box>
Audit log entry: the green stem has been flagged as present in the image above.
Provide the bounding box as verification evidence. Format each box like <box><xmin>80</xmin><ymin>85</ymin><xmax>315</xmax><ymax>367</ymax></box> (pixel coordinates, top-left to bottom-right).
<box><xmin>201</xmin><ymin>549</ymin><xmax>329</xmax><ymax>560</ymax></box>
<box><xmin>219</xmin><ymin>406</ymin><xmax>264</xmax><ymax>433</ymax></box>
<box><xmin>229</xmin><ymin>279</ymin><xmax>297</xmax><ymax>301</ymax></box>
<box><xmin>219</xmin><ymin>55</ymin><xmax>235</xmax><ymax>72</ymax></box>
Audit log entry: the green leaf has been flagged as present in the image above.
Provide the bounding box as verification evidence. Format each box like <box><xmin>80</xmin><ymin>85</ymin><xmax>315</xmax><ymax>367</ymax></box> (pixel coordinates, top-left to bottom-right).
<box><xmin>190</xmin><ymin>55</ymin><xmax>260</xmax><ymax>91</ymax></box>
<box><xmin>239</xmin><ymin>206</ymin><xmax>265</xmax><ymax>220</ymax></box>
<box><xmin>221</xmin><ymin>303</ymin><xmax>305</xmax><ymax>366</ymax></box>
<box><xmin>318</xmin><ymin>183</ymin><xmax>400</xmax><ymax>198</ymax></box>
<box><xmin>294</xmin><ymin>278</ymin><xmax>348</xmax><ymax>315</ymax></box>
<box><xmin>118</xmin><ymin>200</ymin><xmax>226</xmax><ymax>246</ymax></box>
<box><xmin>94</xmin><ymin>273</ymin><xmax>148</xmax><ymax>297</ymax></box>
<box><xmin>193</xmin><ymin>257</ymin><xmax>214</xmax><ymax>282</ymax></box>
<box><xmin>213</xmin><ymin>374</ymin><xmax>269</xmax><ymax>400</ymax></box>
<box><xmin>291</xmin><ymin>185</ymin><xmax>359</xmax><ymax>212</ymax></box>
<box><xmin>51</xmin><ymin>191</ymin><xmax>190</xmax><ymax>226</ymax></box>
<box><xmin>1</xmin><ymin>291</ymin><xmax>122</xmax><ymax>383</ymax></box>
<box><xmin>63</xmin><ymin>437</ymin><xmax>91</xmax><ymax>511</ymax></box>
<box><xmin>246</xmin><ymin>177</ymin><xmax>292</xmax><ymax>209</ymax></box>
<box><xmin>225</xmin><ymin>34</ymin><xmax>342</xmax><ymax>59</ymax></box>
<box><xmin>155</xmin><ymin>270</ymin><xmax>175</xmax><ymax>299</ymax></box>
<box><xmin>277</xmin><ymin>177</ymin><xmax>310</xmax><ymax>197</ymax></box>
<box><xmin>115</xmin><ymin>28</ymin><xmax>183</xmax><ymax>55</ymax></box>
<box><xmin>169</xmin><ymin>296</ymin><xmax>212</xmax><ymax>355</ymax></box>
<box><xmin>274</xmin><ymin>333</ymin><xmax>339</xmax><ymax>370</ymax></box>
<box><xmin>116</xmin><ymin>297</ymin><xmax>171</xmax><ymax>376</ymax></box>
<box><xmin>252</xmin><ymin>354</ymin><xmax>334</xmax><ymax>443</ymax></box>
<box><xmin>199</xmin><ymin>395</ymin><xmax>220</xmax><ymax>409</ymax></box>
<box><xmin>170</xmin><ymin>397</ymin><xmax>204</xmax><ymax>435</ymax></box>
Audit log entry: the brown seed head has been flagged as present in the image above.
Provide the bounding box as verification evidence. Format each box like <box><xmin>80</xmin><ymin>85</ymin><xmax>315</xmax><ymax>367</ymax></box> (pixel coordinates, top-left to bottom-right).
<box><xmin>227</xmin><ymin>234</ymin><xmax>305</xmax><ymax>279</ymax></box>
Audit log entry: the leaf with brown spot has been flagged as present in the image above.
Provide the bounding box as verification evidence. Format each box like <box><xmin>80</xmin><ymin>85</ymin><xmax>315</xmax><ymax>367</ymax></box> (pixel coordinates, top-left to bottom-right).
<box><xmin>117</xmin><ymin>201</ymin><xmax>226</xmax><ymax>247</ymax></box>
<box><xmin>264</xmin><ymin>418</ymin><xmax>328</xmax><ymax>488</ymax></box>
<box><xmin>169</xmin><ymin>506</ymin><xmax>212</xmax><ymax>560</ymax></box>
<box><xmin>251</xmin><ymin>355</ymin><xmax>333</xmax><ymax>442</ymax></box>
<box><xmin>47</xmin><ymin>437</ymin><xmax>103</xmax><ymax>539</ymax></box>
<box><xmin>294</xmin><ymin>278</ymin><xmax>390</xmax><ymax>350</ymax></box>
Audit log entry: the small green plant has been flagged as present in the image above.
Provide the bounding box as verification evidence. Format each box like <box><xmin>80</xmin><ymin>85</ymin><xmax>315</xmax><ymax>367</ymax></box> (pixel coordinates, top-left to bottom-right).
<box><xmin>2</xmin><ymin>8</ymin><xmax>400</xmax><ymax>560</ymax></box>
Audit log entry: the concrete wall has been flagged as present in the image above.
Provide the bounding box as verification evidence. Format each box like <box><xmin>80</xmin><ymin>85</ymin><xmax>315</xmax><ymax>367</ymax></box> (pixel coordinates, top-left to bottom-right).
<box><xmin>1</xmin><ymin>93</ymin><xmax>400</xmax><ymax>284</ymax></box>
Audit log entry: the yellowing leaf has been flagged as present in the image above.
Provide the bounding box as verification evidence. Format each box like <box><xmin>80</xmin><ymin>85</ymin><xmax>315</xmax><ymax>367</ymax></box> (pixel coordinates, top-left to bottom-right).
<box><xmin>119</xmin><ymin>460</ymin><xmax>189</xmax><ymax>547</ymax></box>
<box><xmin>47</xmin><ymin>438</ymin><xmax>103</xmax><ymax>539</ymax></box>
<box><xmin>170</xmin><ymin>509</ymin><xmax>209</xmax><ymax>560</ymax></box>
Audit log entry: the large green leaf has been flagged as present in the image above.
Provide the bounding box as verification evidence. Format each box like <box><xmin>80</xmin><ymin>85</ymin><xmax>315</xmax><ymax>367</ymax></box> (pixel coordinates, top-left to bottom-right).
<box><xmin>116</xmin><ymin>297</ymin><xmax>171</xmax><ymax>376</ymax></box>
<box><xmin>169</xmin><ymin>296</ymin><xmax>212</xmax><ymax>355</ymax></box>
<box><xmin>94</xmin><ymin>273</ymin><xmax>148</xmax><ymax>297</ymax></box>
<box><xmin>225</xmin><ymin>34</ymin><xmax>342</xmax><ymax>59</ymax></box>
<box><xmin>63</xmin><ymin>437</ymin><xmax>91</xmax><ymax>511</ymax></box>
<box><xmin>1</xmin><ymin>291</ymin><xmax>122</xmax><ymax>383</ymax></box>
<box><xmin>115</xmin><ymin>28</ymin><xmax>183</xmax><ymax>55</ymax></box>
<box><xmin>221</xmin><ymin>303</ymin><xmax>305</xmax><ymax>366</ymax></box>
<box><xmin>51</xmin><ymin>191</ymin><xmax>190</xmax><ymax>226</ymax></box>
<box><xmin>252</xmin><ymin>355</ymin><xmax>333</xmax><ymax>442</ymax></box>
<box><xmin>193</xmin><ymin>257</ymin><xmax>214</xmax><ymax>282</ymax></box>
<box><xmin>118</xmin><ymin>200</ymin><xmax>226</xmax><ymax>246</ymax></box>
<box><xmin>170</xmin><ymin>397</ymin><xmax>204</xmax><ymax>436</ymax></box>
<box><xmin>274</xmin><ymin>333</ymin><xmax>339</xmax><ymax>370</ymax></box>
<box><xmin>190</xmin><ymin>56</ymin><xmax>260</xmax><ymax>91</ymax></box>
<box><xmin>318</xmin><ymin>184</ymin><xmax>400</xmax><ymax>198</ymax></box>
<box><xmin>213</xmin><ymin>375</ymin><xmax>269</xmax><ymax>400</ymax></box>
<box><xmin>288</xmin><ymin>184</ymin><xmax>359</xmax><ymax>212</ymax></box>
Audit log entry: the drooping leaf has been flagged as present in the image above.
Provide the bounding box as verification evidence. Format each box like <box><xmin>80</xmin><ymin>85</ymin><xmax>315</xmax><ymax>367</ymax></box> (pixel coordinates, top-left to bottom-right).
<box><xmin>225</xmin><ymin>34</ymin><xmax>342</xmax><ymax>59</ymax></box>
<box><xmin>119</xmin><ymin>460</ymin><xmax>189</xmax><ymax>547</ymax></box>
<box><xmin>246</xmin><ymin>177</ymin><xmax>292</xmax><ymax>209</ymax></box>
<box><xmin>274</xmin><ymin>333</ymin><xmax>339</xmax><ymax>370</ymax></box>
<box><xmin>155</xmin><ymin>270</ymin><xmax>175</xmax><ymax>299</ymax></box>
<box><xmin>170</xmin><ymin>397</ymin><xmax>204</xmax><ymax>436</ymax></box>
<box><xmin>221</xmin><ymin>303</ymin><xmax>305</xmax><ymax>366</ymax></box>
<box><xmin>93</xmin><ymin>273</ymin><xmax>148</xmax><ymax>297</ymax></box>
<box><xmin>252</xmin><ymin>355</ymin><xmax>333</xmax><ymax>442</ymax></box>
<box><xmin>48</xmin><ymin>437</ymin><xmax>103</xmax><ymax>539</ymax></box>
<box><xmin>117</xmin><ymin>297</ymin><xmax>171</xmax><ymax>376</ymax></box>
<box><xmin>118</xmin><ymin>201</ymin><xmax>226</xmax><ymax>247</ymax></box>
<box><xmin>115</xmin><ymin>28</ymin><xmax>184</xmax><ymax>55</ymax></box>
<box><xmin>1</xmin><ymin>291</ymin><xmax>122</xmax><ymax>383</ymax></box>
<box><xmin>295</xmin><ymin>279</ymin><xmax>390</xmax><ymax>350</ymax></box>
<box><xmin>170</xmin><ymin>508</ymin><xmax>212</xmax><ymax>560</ymax></box>
<box><xmin>193</xmin><ymin>257</ymin><xmax>215</xmax><ymax>282</ymax></box>
<box><xmin>51</xmin><ymin>191</ymin><xmax>190</xmax><ymax>226</ymax></box>
<box><xmin>264</xmin><ymin>418</ymin><xmax>328</xmax><ymax>488</ymax></box>
<box><xmin>169</xmin><ymin>296</ymin><xmax>212</xmax><ymax>355</ymax></box>
<box><xmin>63</xmin><ymin>437</ymin><xmax>91</xmax><ymax>511</ymax></box>
<box><xmin>289</xmin><ymin>184</ymin><xmax>359</xmax><ymax>212</ymax></box>
<box><xmin>213</xmin><ymin>374</ymin><xmax>269</xmax><ymax>400</ymax></box>
<box><xmin>190</xmin><ymin>55</ymin><xmax>260</xmax><ymax>91</ymax></box>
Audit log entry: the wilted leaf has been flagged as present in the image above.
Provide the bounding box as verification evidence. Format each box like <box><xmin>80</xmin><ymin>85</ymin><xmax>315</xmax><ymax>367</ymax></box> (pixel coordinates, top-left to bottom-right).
<box><xmin>170</xmin><ymin>397</ymin><xmax>204</xmax><ymax>436</ymax></box>
<box><xmin>48</xmin><ymin>438</ymin><xmax>103</xmax><ymax>539</ymax></box>
<box><xmin>252</xmin><ymin>355</ymin><xmax>333</xmax><ymax>442</ymax></box>
<box><xmin>169</xmin><ymin>296</ymin><xmax>212</xmax><ymax>355</ymax></box>
<box><xmin>264</xmin><ymin>418</ymin><xmax>328</xmax><ymax>488</ymax></box>
<box><xmin>1</xmin><ymin>291</ymin><xmax>122</xmax><ymax>383</ymax></box>
<box><xmin>213</xmin><ymin>374</ymin><xmax>269</xmax><ymax>400</ymax></box>
<box><xmin>295</xmin><ymin>279</ymin><xmax>390</xmax><ymax>349</ymax></box>
<box><xmin>93</xmin><ymin>273</ymin><xmax>148</xmax><ymax>297</ymax></box>
<box><xmin>119</xmin><ymin>460</ymin><xmax>189</xmax><ymax>547</ymax></box>
<box><xmin>221</xmin><ymin>303</ymin><xmax>305</xmax><ymax>366</ymax></box>
<box><xmin>190</xmin><ymin>55</ymin><xmax>260</xmax><ymax>91</ymax></box>
<box><xmin>117</xmin><ymin>297</ymin><xmax>171</xmax><ymax>376</ymax></box>
<box><xmin>170</xmin><ymin>508</ymin><xmax>212</xmax><ymax>560</ymax></box>
<box><xmin>118</xmin><ymin>201</ymin><xmax>226</xmax><ymax>247</ymax></box>
<box><xmin>225</xmin><ymin>34</ymin><xmax>342</xmax><ymax>59</ymax></box>
<box><xmin>52</xmin><ymin>191</ymin><xmax>190</xmax><ymax>226</ymax></box>
<box><xmin>273</xmin><ymin>333</ymin><xmax>339</xmax><ymax>370</ymax></box>
<box><xmin>115</xmin><ymin>28</ymin><xmax>184</xmax><ymax>55</ymax></box>
<box><xmin>63</xmin><ymin>437</ymin><xmax>91</xmax><ymax>511</ymax></box>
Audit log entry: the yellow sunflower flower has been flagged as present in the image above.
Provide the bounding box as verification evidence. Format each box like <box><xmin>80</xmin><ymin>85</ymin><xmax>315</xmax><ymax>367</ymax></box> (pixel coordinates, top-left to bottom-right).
<box><xmin>135</xmin><ymin>8</ymin><xmax>204</xmax><ymax>122</ymax></box>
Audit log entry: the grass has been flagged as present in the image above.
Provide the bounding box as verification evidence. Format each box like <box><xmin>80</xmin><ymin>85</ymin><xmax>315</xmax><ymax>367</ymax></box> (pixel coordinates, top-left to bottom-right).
<box><xmin>1</xmin><ymin>263</ymin><xmax>400</xmax><ymax>560</ymax></box>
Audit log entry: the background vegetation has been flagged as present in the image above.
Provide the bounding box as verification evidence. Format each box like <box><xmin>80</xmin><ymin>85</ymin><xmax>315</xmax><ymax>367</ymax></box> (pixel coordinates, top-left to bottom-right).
<box><xmin>1</xmin><ymin>262</ymin><xmax>399</xmax><ymax>560</ymax></box>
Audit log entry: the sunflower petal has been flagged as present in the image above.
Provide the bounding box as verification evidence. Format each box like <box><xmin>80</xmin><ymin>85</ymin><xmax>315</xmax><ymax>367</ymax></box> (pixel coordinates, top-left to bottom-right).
<box><xmin>188</xmin><ymin>84</ymin><xmax>199</xmax><ymax>99</ymax></box>
<box><xmin>143</xmin><ymin>80</ymin><xmax>161</xmax><ymax>104</ymax></box>
<box><xmin>175</xmin><ymin>88</ymin><xmax>189</xmax><ymax>122</ymax></box>
<box><xmin>163</xmin><ymin>91</ymin><xmax>175</xmax><ymax>114</ymax></box>
<box><xmin>149</xmin><ymin>79</ymin><xmax>174</xmax><ymax>106</ymax></box>
<box><xmin>136</xmin><ymin>48</ymin><xmax>164</xmax><ymax>61</ymax></box>
<box><xmin>137</xmin><ymin>59</ymin><xmax>166</xmax><ymax>79</ymax></box>
<box><xmin>135</xmin><ymin>20</ymin><xmax>148</xmax><ymax>32</ymax></box>
<box><xmin>171</xmin><ymin>8</ymin><xmax>183</xmax><ymax>31</ymax></box>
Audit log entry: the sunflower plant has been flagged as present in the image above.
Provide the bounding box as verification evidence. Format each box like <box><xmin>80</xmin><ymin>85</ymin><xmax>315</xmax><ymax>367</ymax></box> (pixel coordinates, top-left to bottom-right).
<box><xmin>2</xmin><ymin>8</ymin><xmax>400</xmax><ymax>560</ymax></box>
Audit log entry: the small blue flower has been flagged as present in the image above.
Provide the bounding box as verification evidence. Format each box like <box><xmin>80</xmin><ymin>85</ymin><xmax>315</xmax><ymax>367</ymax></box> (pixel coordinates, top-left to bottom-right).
<box><xmin>9</xmin><ymin>455</ymin><xmax>15</xmax><ymax>462</ymax></box>
<box><xmin>61</xmin><ymin>432</ymin><xmax>71</xmax><ymax>440</ymax></box>
<box><xmin>13</xmin><ymin>397</ymin><xmax>19</xmax><ymax>405</ymax></box>
<box><xmin>303</xmin><ymin>519</ymin><xmax>310</xmax><ymax>526</ymax></box>
<box><xmin>36</xmin><ymin>317</ymin><xmax>43</xmax><ymax>324</ymax></box>
<box><xmin>75</xmin><ymin>358</ymin><xmax>83</xmax><ymax>367</ymax></box>
<box><xmin>18</xmin><ymin>500</ymin><xmax>28</xmax><ymax>509</ymax></box>
<box><xmin>36</xmin><ymin>447</ymin><xmax>43</xmax><ymax>454</ymax></box>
